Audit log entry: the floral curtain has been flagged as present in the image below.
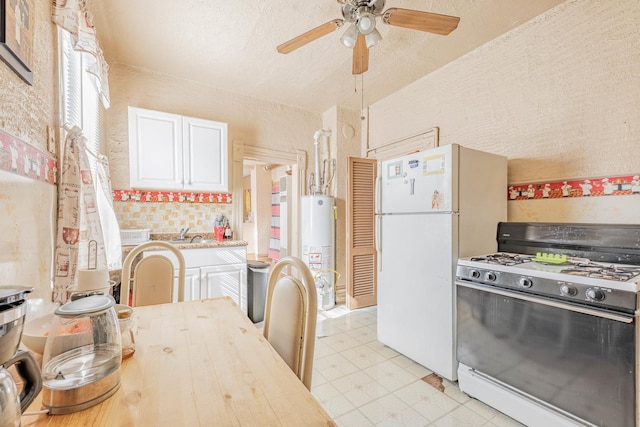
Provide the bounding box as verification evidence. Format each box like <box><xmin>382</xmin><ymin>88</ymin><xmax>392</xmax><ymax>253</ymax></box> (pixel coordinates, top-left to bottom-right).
<box><xmin>52</xmin><ymin>0</ymin><xmax>110</xmax><ymax>107</ymax></box>
<box><xmin>53</xmin><ymin>127</ymin><xmax>108</xmax><ymax>303</ymax></box>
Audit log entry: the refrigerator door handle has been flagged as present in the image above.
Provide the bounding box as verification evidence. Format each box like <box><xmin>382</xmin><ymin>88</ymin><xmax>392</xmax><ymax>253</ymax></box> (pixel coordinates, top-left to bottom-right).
<box><xmin>375</xmin><ymin>168</ymin><xmax>382</xmax><ymax>214</ymax></box>
<box><xmin>376</xmin><ymin>214</ymin><xmax>382</xmax><ymax>272</ymax></box>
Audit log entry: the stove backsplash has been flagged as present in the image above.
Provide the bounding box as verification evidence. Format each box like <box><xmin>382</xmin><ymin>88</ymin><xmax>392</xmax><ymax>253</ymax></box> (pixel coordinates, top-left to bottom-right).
<box><xmin>497</xmin><ymin>222</ymin><xmax>640</xmax><ymax>265</ymax></box>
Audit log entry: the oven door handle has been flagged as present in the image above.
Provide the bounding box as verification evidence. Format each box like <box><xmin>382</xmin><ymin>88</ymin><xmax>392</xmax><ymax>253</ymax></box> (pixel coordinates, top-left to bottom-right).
<box><xmin>456</xmin><ymin>280</ymin><xmax>634</xmax><ymax>324</ymax></box>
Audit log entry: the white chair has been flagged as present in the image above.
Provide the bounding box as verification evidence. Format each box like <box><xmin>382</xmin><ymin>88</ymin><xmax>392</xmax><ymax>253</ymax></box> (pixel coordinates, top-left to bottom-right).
<box><xmin>120</xmin><ymin>241</ymin><xmax>185</xmax><ymax>307</ymax></box>
<box><xmin>262</xmin><ymin>256</ymin><xmax>317</xmax><ymax>390</ymax></box>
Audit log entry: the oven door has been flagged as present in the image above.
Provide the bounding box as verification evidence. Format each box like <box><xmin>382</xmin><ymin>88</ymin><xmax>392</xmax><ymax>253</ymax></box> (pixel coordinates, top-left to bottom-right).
<box><xmin>456</xmin><ymin>280</ymin><xmax>636</xmax><ymax>427</ymax></box>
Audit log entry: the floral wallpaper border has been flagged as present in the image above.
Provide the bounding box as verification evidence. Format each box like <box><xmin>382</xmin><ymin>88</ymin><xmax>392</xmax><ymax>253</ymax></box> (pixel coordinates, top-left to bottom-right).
<box><xmin>0</xmin><ymin>129</ymin><xmax>57</xmax><ymax>184</ymax></box>
<box><xmin>509</xmin><ymin>174</ymin><xmax>640</xmax><ymax>201</ymax></box>
<box><xmin>113</xmin><ymin>189</ymin><xmax>232</xmax><ymax>204</ymax></box>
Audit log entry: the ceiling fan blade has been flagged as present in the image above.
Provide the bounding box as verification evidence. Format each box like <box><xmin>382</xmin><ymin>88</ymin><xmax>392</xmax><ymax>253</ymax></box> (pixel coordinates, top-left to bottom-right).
<box><xmin>352</xmin><ymin>34</ymin><xmax>369</xmax><ymax>75</ymax></box>
<box><xmin>277</xmin><ymin>19</ymin><xmax>344</xmax><ymax>54</ymax></box>
<box><xmin>382</xmin><ymin>8</ymin><xmax>460</xmax><ymax>35</ymax></box>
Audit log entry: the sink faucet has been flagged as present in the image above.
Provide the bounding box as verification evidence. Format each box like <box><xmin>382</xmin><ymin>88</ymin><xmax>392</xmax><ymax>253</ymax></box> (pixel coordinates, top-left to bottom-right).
<box><xmin>179</xmin><ymin>227</ymin><xmax>190</xmax><ymax>240</ymax></box>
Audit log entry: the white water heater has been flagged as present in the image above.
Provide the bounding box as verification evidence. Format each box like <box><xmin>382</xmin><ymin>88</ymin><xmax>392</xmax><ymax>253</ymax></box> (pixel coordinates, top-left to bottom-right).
<box><xmin>301</xmin><ymin>195</ymin><xmax>336</xmax><ymax>310</ymax></box>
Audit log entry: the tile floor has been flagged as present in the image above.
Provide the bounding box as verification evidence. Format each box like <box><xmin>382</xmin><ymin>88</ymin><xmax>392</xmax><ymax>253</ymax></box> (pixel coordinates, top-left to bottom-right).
<box><xmin>311</xmin><ymin>305</ymin><xmax>525</xmax><ymax>427</ymax></box>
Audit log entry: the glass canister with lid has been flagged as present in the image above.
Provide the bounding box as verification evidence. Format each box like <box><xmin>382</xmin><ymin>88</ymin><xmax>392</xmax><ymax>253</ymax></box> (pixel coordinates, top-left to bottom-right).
<box><xmin>41</xmin><ymin>294</ymin><xmax>122</xmax><ymax>414</ymax></box>
<box><xmin>116</xmin><ymin>304</ymin><xmax>135</xmax><ymax>360</ymax></box>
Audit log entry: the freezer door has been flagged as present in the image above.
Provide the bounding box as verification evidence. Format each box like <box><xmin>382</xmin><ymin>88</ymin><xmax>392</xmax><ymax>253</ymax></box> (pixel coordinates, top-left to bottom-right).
<box><xmin>377</xmin><ymin>212</ymin><xmax>458</xmax><ymax>381</ymax></box>
<box><xmin>380</xmin><ymin>145</ymin><xmax>457</xmax><ymax>214</ymax></box>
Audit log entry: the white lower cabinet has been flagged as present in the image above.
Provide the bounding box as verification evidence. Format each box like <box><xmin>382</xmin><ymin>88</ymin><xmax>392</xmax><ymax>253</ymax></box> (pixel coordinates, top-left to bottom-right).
<box><xmin>182</xmin><ymin>267</ymin><xmax>202</xmax><ymax>301</ymax></box>
<box><xmin>146</xmin><ymin>246</ymin><xmax>247</xmax><ymax>313</ymax></box>
<box><xmin>201</xmin><ymin>265</ymin><xmax>247</xmax><ymax>312</ymax></box>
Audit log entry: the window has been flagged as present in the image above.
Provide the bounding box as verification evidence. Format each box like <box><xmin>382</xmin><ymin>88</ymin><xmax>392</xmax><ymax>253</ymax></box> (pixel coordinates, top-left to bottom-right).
<box><xmin>58</xmin><ymin>28</ymin><xmax>102</xmax><ymax>172</ymax></box>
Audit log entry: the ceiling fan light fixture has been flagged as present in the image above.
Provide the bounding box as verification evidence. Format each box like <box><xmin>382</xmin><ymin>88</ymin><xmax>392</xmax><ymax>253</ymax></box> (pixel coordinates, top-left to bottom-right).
<box><xmin>340</xmin><ymin>24</ymin><xmax>358</xmax><ymax>48</ymax></box>
<box><xmin>365</xmin><ymin>28</ymin><xmax>382</xmax><ymax>48</ymax></box>
<box><xmin>356</xmin><ymin>12</ymin><xmax>376</xmax><ymax>35</ymax></box>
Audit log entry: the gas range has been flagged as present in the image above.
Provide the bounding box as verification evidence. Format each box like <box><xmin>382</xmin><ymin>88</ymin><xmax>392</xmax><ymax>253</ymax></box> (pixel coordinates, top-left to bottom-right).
<box><xmin>456</xmin><ymin>252</ymin><xmax>640</xmax><ymax>312</ymax></box>
<box><xmin>456</xmin><ymin>223</ymin><xmax>640</xmax><ymax>427</ymax></box>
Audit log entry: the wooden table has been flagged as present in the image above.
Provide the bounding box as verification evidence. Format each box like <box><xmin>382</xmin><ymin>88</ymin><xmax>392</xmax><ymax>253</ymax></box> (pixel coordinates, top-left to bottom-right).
<box><xmin>22</xmin><ymin>297</ymin><xmax>335</xmax><ymax>426</ymax></box>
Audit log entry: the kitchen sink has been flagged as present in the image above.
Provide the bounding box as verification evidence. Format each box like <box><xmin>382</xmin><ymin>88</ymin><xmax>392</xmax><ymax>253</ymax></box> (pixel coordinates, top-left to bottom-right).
<box><xmin>167</xmin><ymin>239</ymin><xmax>214</xmax><ymax>245</ymax></box>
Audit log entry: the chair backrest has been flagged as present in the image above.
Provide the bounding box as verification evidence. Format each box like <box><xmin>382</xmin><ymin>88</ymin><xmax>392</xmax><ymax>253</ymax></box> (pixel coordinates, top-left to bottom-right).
<box><xmin>120</xmin><ymin>241</ymin><xmax>185</xmax><ymax>307</ymax></box>
<box><xmin>262</xmin><ymin>256</ymin><xmax>317</xmax><ymax>390</ymax></box>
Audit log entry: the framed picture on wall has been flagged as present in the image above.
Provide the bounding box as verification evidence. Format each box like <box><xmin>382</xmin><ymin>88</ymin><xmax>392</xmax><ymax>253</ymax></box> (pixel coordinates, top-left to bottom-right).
<box><xmin>0</xmin><ymin>0</ymin><xmax>34</xmax><ymax>85</ymax></box>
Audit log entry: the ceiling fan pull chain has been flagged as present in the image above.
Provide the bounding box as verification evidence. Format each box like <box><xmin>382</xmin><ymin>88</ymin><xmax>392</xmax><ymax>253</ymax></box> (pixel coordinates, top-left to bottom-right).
<box><xmin>360</xmin><ymin>73</ymin><xmax>366</xmax><ymax>121</ymax></box>
<box><xmin>361</xmin><ymin>73</ymin><xmax>364</xmax><ymax>109</ymax></box>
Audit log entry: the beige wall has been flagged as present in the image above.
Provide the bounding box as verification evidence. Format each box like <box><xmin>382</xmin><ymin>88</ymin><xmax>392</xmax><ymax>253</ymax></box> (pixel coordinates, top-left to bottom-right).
<box><xmin>0</xmin><ymin>1</ymin><xmax>57</xmax><ymax>301</ymax></box>
<box><xmin>105</xmin><ymin>64</ymin><xmax>322</xmax><ymax>235</ymax></box>
<box><xmin>0</xmin><ymin>3</ymin><xmax>56</xmax><ymax>147</ymax></box>
<box><xmin>367</xmin><ymin>0</ymin><xmax>640</xmax><ymax>224</ymax></box>
<box><xmin>107</xmin><ymin>66</ymin><xmax>321</xmax><ymax>178</ymax></box>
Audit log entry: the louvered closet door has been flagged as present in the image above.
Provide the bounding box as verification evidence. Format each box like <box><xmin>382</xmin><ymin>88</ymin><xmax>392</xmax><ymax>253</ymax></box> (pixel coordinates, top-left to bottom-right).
<box><xmin>347</xmin><ymin>157</ymin><xmax>377</xmax><ymax>309</ymax></box>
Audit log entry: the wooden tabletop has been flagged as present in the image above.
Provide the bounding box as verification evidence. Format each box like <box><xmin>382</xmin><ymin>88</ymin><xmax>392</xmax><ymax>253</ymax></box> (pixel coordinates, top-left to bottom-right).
<box><xmin>22</xmin><ymin>297</ymin><xmax>335</xmax><ymax>426</ymax></box>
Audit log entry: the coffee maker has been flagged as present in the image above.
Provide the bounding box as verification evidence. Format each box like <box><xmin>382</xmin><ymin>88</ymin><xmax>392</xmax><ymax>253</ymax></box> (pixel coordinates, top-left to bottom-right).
<box><xmin>0</xmin><ymin>286</ymin><xmax>43</xmax><ymax>427</ymax></box>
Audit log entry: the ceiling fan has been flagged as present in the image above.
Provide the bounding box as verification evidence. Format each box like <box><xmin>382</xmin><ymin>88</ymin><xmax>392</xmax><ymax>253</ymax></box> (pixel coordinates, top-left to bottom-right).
<box><xmin>276</xmin><ymin>0</ymin><xmax>460</xmax><ymax>75</ymax></box>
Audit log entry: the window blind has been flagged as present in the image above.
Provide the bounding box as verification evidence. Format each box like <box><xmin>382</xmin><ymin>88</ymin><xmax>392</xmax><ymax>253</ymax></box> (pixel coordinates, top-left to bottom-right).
<box><xmin>59</xmin><ymin>28</ymin><xmax>102</xmax><ymax>173</ymax></box>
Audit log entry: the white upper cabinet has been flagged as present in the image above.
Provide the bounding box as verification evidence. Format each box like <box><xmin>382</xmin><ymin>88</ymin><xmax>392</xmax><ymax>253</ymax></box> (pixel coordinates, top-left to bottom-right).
<box><xmin>128</xmin><ymin>107</ymin><xmax>228</xmax><ymax>192</ymax></box>
<box><xmin>129</xmin><ymin>107</ymin><xmax>183</xmax><ymax>190</ymax></box>
<box><xmin>182</xmin><ymin>116</ymin><xmax>227</xmax><ymax>191</ymax></box>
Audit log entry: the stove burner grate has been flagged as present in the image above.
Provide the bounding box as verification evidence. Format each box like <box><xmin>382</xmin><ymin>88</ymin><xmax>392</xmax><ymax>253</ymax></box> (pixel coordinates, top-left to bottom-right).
<box><xmin>560</xmin><ymin>264</ymin><xmax>640</xmax><ymax>281</ymax></box>
<box><xmin>470</xmin><ymin>253</ymin><xmax>533</xmax><ymax>266</ymax></box>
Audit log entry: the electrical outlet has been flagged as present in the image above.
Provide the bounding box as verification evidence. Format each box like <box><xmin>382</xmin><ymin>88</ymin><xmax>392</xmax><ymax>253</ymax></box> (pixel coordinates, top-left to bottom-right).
<box><xmin>47</xmin><ymin>126</ymin><xmax>56</xmax><ymax>154</ymax></box>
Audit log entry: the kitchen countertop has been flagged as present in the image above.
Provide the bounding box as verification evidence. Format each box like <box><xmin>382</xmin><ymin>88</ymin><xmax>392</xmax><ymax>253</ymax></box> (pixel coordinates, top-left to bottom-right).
<box><xmin>22</xmin><ymin>297</ymin><xmax>335</xmax><ymax>426</ymax></box>
<box><xmin>122</xmin><ymin>237</ymin><xmax>248</xmax><ymax>255</ymax></box>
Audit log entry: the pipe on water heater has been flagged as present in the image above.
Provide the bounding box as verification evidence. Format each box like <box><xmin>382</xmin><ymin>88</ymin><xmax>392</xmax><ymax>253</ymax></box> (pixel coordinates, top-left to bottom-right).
<box><xmin>313</xmin><ymin>129</ymin><xmax>331</xmax><ymax>195</ymax></box>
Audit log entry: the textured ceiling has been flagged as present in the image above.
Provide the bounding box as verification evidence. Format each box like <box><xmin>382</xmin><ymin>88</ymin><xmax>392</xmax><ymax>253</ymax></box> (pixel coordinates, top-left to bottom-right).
<box><xmin>89</xmin><ymin>0</ymin><xmax>564</xmax><ymax>114</ymax></box>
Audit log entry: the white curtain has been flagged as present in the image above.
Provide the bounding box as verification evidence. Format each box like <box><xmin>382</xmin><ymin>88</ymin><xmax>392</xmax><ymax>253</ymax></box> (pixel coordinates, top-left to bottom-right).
<box><xmin>96</xmin><ymin>154</ymin><xmax>122</xmax><ymax>271</ymax></box>
<box><xmin>53</xmin><ymin>127</ymin><xmax>109</xmax><ymax>303</ymax></box>
<box><xmin>52</xmin><ymin>0</ymin><xmax>110</xmax><ymax>108</ymax></box>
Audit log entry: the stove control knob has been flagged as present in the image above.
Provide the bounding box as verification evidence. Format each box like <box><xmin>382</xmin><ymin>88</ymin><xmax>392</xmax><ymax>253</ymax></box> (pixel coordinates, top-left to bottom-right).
<box><xmin>560</xmin><ymin>284</ymin><xmax>578</xmax><ymax>296</ymax></box>
<box><xmin>586</xmin><ymin>288</ymin><xmax>606</xmax><ymax>301</ymax></box>
<box><xmin>470</xmin><ymin>270</ymin><xmax>481</xmax><ymax>279</ymax></box>
<box><xmin>485</xmin><ymin>272</ymin><xmax>497</xmax><ymax>282</ymax></box>
<box><xmin>519</xmin><ymin>277</ymin><xmax>533</xmax><ymax>288</ymax></box>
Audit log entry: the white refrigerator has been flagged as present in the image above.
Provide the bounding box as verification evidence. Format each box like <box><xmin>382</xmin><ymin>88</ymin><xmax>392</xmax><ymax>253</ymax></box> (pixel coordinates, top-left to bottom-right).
<box><xmin>375</xmin><ymin>144</ymin><xmax>507</xmax><ymax>381</ymax></box>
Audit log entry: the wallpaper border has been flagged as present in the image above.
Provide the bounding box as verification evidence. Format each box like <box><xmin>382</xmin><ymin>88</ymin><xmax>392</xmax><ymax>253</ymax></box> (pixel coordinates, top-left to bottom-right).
<box><xmin>508</xmin><ymin>174</ymin><xmax>640</xmax><ymax>201</ymax></box>
<box><xmin>0</xmin><ymin>128</ymin><xmax>57</xmax><ymax>184</ymax></box>
<box><xmin>113</xmin><ymin>189</ymin><xmax>232</xmax><ymax>204</ymax></box>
